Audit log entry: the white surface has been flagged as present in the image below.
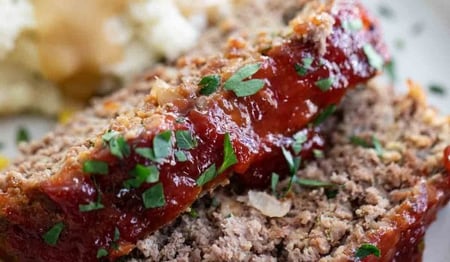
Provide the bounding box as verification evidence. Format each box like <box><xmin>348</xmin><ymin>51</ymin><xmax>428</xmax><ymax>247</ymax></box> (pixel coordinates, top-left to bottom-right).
<box><xmin>0</xmin><ymin>0</ymin><xmax>449</xmax><ymax>260</ymax></box>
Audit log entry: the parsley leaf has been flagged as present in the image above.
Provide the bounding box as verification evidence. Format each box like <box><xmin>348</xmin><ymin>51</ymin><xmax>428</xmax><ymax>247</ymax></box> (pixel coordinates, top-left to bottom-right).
<box><xmin>196</xmin><ymin>164</ymin><xmax>217</xmax><ymax>186</ymax></box>
<box><xmin>429</xmin><ymin>84</ymin><xmax>446</xmax><ymax>95</ymax></box>
<box><xmin>292</xmin><ymin>131</ymin><xmax>307</xmax><ymax>154</ymax></box>
<box><xmin>314</xmin><ymin>104</ymin><xmax>336</xmax><ymax>126</ymax></box>
<box><xmin>271</xmin><ymin>173</ymin><xmax>279</xmax><ymax>196</ymax></box>
<box><xmin>43</xmin><ymin>222</ymin><xmax>64</xmax><ymax>246</ymax></box>
<box><xmin>355</xmin><ymin>243</ymin><xmax>381</xmax><ymax>259</ymax></box>
<box><xmin>189</xmin><ymin>208</ymin><xmax>199</xmax><ymax>218</ymax></box>
<box><xmin>135</xmin><ymin>148</ymin><xmax>156</xmax><ymax>161</ymax></box>
<box><xmin>142</xmin><ymin>182</ymin><xmax>165</xmax><ymax>209</ymax></box>
<box><xmin>124</xmin><ymin>164</ymin><xmax>159</xmax><ymax>189</ymax></box>
<box><xmin>372</xmin><ymin>136</ymin><xmax>384</xmax><ymax>157</ymax></box>
<box><xmin>109</xmin><ymin>136</ymin><xmax>131</xmax><ymax>159</ymax></box>
<box><xmin>83</xmin><ymin>160</ymin><xmax>109</xmax><ymax>175</ymax></box>
<box><xmin>175</xmin><ymin>151</ymin><xmax>188</xmax><ymax>162</ymax></box>
<box><xmin>114</xmin><ymin>227</ymin><xmax>120</xmax><ymax>241</ymax></box>
<box><xmin>16</xmin><ymin>126</ymin><xmax>30</xmax><ymax>144</ymax></box>
<box><xmin>363</xmin><ymin>44</ymin><xmax>384</xmax><ymax>71</ymax></box>
<box><xmin>315</xmin><ymin>77</ymin><xmax>334</xmax><ymax>91</ymax></box>
<box><xmin>342</xmin><ymin>18</ymin><xmax>363</xmax><ymax>32</ymax></box>
<box><xmin>294</xmin><ymin>177</ymin><xmax>334</xmax><ymax>188</ymax></box>
<box><xmin>282</xmin><ymin>147</ymin><xmax>300</xmax><ymax>175</ymax></box>
<box><xmin>175</xmin><ymin>130</ymin><xmax>197</xmax><ymax>150</ymax></box>
<box><xmin>218</xmin><ymin>133</ymin><xmax>238</xmax><ymax>174</ymax></box>
<box><xmin>224</xmin><ymin>63</ymin><xmax>265</xmax><ymax>97</ymax></box>
<box><xmin>295</xmin><ymin>57</ymin><xmax>313</xmax><ymax>76</ymax></box>
<box><xmin>96</xmin><ymin>248</ymin><xmax>108</xmax><ymax>258</ymax></box>
<box><xmin>313</xmin><ymin>149</ymin><xmax>324</xmax><ymax>158</ymax></box>
<box><xmin>199</xmin><ymin>75</ymin><xmax>221</xmax><ymax>95</ymax></box>
<box><xmin>350</xmin><ymin>135</ymin><xmax>384</xmax><ymax>157</ymax></box>
<box><xmin>79</xmin><ymin>201</ymin><xmax>104</xmax><ymax>212</ymax></box>
<box><xmin>153</xmin><ymin>131</ymin><xmax>172</xmax><ymax>160</ymax></box>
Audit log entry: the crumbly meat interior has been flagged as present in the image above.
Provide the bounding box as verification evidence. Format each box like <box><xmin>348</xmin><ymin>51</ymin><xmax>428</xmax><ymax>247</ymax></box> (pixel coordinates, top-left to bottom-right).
<box><xmin>128</xmin><ymin>83</ymin><xmax>450</xmax><ymax>262</ymax></box>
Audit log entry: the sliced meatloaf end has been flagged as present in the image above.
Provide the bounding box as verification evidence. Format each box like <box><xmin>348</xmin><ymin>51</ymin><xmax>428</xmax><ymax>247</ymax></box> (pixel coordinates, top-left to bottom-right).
<box><xmin>130</xmin><ymin>83</ymin><xmax>450</xmax><ymax>262</ymax></box>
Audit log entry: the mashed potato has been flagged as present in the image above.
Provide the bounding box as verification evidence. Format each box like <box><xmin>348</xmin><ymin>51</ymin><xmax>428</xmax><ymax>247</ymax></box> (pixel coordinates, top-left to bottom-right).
<box><xmin>0</xmin><ymin>0</ymin><xmax>231</xmax><ymax>115</ymax></box>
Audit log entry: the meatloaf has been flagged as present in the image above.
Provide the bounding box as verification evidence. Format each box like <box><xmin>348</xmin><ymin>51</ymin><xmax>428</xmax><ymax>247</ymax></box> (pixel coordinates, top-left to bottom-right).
<box><xmin>130</xmin><ymin>83</ymin><xmax>450</xmax><ymax>262</ymax></box>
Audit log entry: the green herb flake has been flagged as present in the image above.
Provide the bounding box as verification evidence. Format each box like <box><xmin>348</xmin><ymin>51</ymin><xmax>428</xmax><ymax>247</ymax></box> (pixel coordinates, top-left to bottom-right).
<box><xmin>153</xmin><ymin>131</ymin><xmax>172</xmax><ymax>160</ymax></box>
<box><xmin>313</xmin><ymin>149</ymin><xmax>324</xmax><ymax>159</ymax></box>
<box><xmin>363</xmin><ymin>44</ymin><xmax>384</xmax><ymax>71</ymax></box>
<box><xmin>114</xmin><ymin>227</ymin><xmax>120</xmax><ymax>241</ymax></box>
<box><xmin>355</xmin><ymin>243</ymin><xmax>381</xmax><ymax>259</ymax></box>
<box><xmin>224</xmin><ymin>63</ymin><xmax>265</xmax><ymax>97</ymax></box>
<box><xmin>124</xmin><ymin>164</ymin><xmax>159</xmax><ymax>189</ymax></box>
<box><xmin>96</xmin><ymin>248</ymin><xmax>109</xmax><ymax>259</ymax></box>
<box><xmin>135</xmin><ymin>147</ymin><xmax>156</xmax><ymax>161</ymax></box>
<box><xmin>142</xmin><ymin>182</ymin><xmax>165</xmax><ymax>209</ymax></box>
<box><xmin>429</xmin><ymin>84</ymin><xmax>446</xmax><ymax>95</ymax></box>
<box><xmin>16</xmin><ymin>126</ymin><xmax>30</xmax><ymax>144</ymax></box>
<box><xmin>83</xmin><ymin>160</ymin><xmax>109</xmax><ymax>175</ymax></box>
<box><xmin>350</xmin><ymin>136</ymin><xmax>371</xmax><ymax>148</ymax></box>
<box><xmin>175</xmin><ymin>130</ymin><xmax>197</xmax><ymax>150</ymax></box>
<box><xmin>315</xmin><ymin>77</ymin><xmax>334</xmax><ymax>91</ymax></box>
<box><xmin>292</xmin><ymin>131</ymin><xmax>307</xmax><ymax>155</ymax></box>
<box><xmin>218</xmin><ymin>133</ymin><xmax>238</xmax><ymax>174</ymax></box>
<box><xmin>325</xmin><ymin>188</ymin><xmax>339</xmax><ymax>199</ymax></box>
<box><xmin>295</xmin><ymin>57</ymin><xmax>313</xmax><ymax>77</ymax></box>
<box><xmin>188</xmin><ymin>208</ymin><xmax>199</xmax><ymax>218</ymax></box>
<box><xmin>294</xmin><ymin>177</ymin><xmax>334</xmax><ymax>188</ymax></box>
<box><xmin>342</xmin><ymin>18</ymin><xmax>363</xmax><ymax>32</ymax></box>
<box><xmin>271</xmin><ymin>173</ymin><xmax>280</xmax><ymax>195</ymax></box>
<box><xmin>43</xmin><ymin>222</ymin><xmax>64</xmax><ymax>246</ymax></box>
<box><xmin>372</xmin><ymin>136</ymin><xmax>384</xmax><ymax>157</ymax></box>
<box><xmin>110</xmin><ymin>136</ymin><xmax>131</xmax><ymax>159</ymax></box>
<box><xmin>196</xmin><ymin>164</ymin><xmax>217</xmax><ymax>186</ymax></box>
<box><xmin>175</xmin><ymin>151</ymin><xmax>188</xmax><ymax>162</ymax></box>
<box><xmin>282</xmin><ymin>147</ymin><xmax>301</xmax><ymax>196</ymax></box>
<box><xmin>199</xmin><ymin>75</ymin><xmax>221</xmax><ymax>96</ymax></box>
<box><xmin>385</xmin><ymin>60</ymin><xmax>396</xmax><ymax>82</ymax></box>
<box><xmin>102</xmin><ymin>130</ymin><xmax>119</xmax><ymax>142</ymax></box>
<box><xmin>79</xmin><ymin>201</ymin><xmax>104</xmax><ymax>212</ymax></box>
<box><xmin>314</xmin><ymin>104</ymin><xmax>336</xmax><ymax>126</ymax></box>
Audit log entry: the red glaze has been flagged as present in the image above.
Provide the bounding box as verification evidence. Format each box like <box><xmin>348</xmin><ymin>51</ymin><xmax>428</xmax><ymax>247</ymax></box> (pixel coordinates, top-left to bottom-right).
<box><xmin>444</xmin><ymin>146</ymin><xmax>450</xmax><ymax>173</ymax></box>
<box><xmin>0</xmin><ymin>2</ymin><xmax>387</xmax><ymax>261</ymax></box>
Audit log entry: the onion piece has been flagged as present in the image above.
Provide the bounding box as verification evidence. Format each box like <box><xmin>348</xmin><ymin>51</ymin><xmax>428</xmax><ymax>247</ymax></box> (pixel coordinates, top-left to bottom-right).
<box><xmin>247</xmin><ymin>190</ymin><xmax>292</xmax><ymax>218</ymax></box>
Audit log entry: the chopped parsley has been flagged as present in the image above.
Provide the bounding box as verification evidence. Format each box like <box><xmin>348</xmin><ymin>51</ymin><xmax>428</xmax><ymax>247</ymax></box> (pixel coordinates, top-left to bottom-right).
<box><xmin>315</xmin><ymin>77</ymin><xmax>334</xmax><ymax>91</ymax></box>
<box><xmin>295</xmin><ymin>57</ymin><xmax>313</xmax><ymax>76</ymax></box>
<box><xmin>83</xmin><ymin>160</ymin><xmax>109</xmax><ymax>175</ymax></box>
<box><xmin>153</xmin><ymin>131</ymin><xmax>172</xmax><ymax>160</ymax></box>
<box><xmin>429</xmin><ymin>84</ymin><xmax>446</xmax><ymax>95</ymax></box>
<box><xmin>175</xmin><ymin>130</ymin><xmax>197</xmax><ymax>150</ymax></box>
<box><xmin>96</xmin><ymin>248</ymin><xmax>108</xmax><ymax>259</ymax></box>
<box><xmin>294</xmin><ymin>177</ymin><xmax>334</xmax><ymax>188</ymax></box>
<box><xmin>79</xmin><ymin>201</ymin><xmax>104</xmax><ymax>212</ymax></box>
<box><xmin>135</xmin><ymin>147</ymin><xmax>156</xmax><ymax>161</ymax></box>
<box><xmin>292</xmin><ymin>131</ymin><xmax>308</xmax><ymax>155</ymax></box>
<box><xmin>313</xmin><ymin>149</ymin><xmax>324</xmax><ymax>158</ymax></box>
<box><xmin>325</xmin><ymin>188</ymin><xmax>339</xmax><ymax>199</ymax></box>
<box><xmin>142</xmin><ymin>182</ymin><xmax>165</xmax><ymax>209</ymax></box>
<box><xmin>175</xmin><ymin>151</ymin><xmax>188</xmax><ymax>162</ymax></box>
<box><xmin>342</xmin><ymin>18</ymin><xmax>363</xmax><ymax>32</ymax></box>
<box><xmin>124</xmin><ymin>164</ymin><xmax>159</xmax><ymax>189</ymax></box>
<box><xmin>16</xmin><ymin>126</ymin><xmax>30</xmax><ymax>144</ymax></box>
<box><xmin>385</xmin><ymin>60</ymin><xmax>396</xmax><ymax>82</ymax></box>
<box><xmin>350</xmin><ymin>135</ymin><xmax>384</xmax><ymax>157</ymax></box>
<box><xmin>355</xmin><ymin>243</ymin><xmax>381</xmax><ymax>259</ymax></box>
<box><xmin>199</xmin><ymin>75</ymin><xmax>221</xmax><ymax>95</ymax></box>
<box><xmin>188</xmin><ymin>208</ymin><xmax>199</xmax><ymax>218</ymax></box>
<box><xmin>314</xmin><ymin>104</ymin><xmax>336</xmax><ymax>126</ymax></box>
<box><xmin>114</xmin><ymin>227</ymin><xmax>120</xmax><ymax>241</ymax></box>
<box><xmin>271</xmin><ymin>173</ymin><xmax>279</xmax><ymax>196</ymax></box>
<box><xmin>224</xmin><ymin>63</ymin><xmax>265</xmax><ymax>97</ymax></box>
<box><xmin>43</xmin><ymin>222</ymin><xmax>64</xmax><ymax>246</ymax></box>
<box><xmin>363</xmin><ymin>44</ymin><xmax>384</xmax><ymax>71</ymax></box>
<box><xmin>102</xmin><ymin>130</ymin><xmax>119</xmax><ymax>142</ymax></box>
<box><xmin>282</xmin><ymin>147</ymin><xmax>301</xmax><ymax>195</ymax></box>
<box><xmin>108</xmin><ymin>136</ymin><xmax>130</xmax><ymax>159</ymax></box>
<box><xmin>196</xmin><ymin>164</ymin><xmax>217</xmax><ymax>186</ymax></box>
<box><xmin>218</xmin><ymin>133</ymin><xmax>238</xmax><ymax>174</ymax></box>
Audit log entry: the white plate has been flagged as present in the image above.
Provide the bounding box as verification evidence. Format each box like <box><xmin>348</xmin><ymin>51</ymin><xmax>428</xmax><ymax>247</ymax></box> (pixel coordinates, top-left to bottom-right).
<box><xmin>0</xmin><ymin>0</ymin><xmax>449</xmax><ymax>260</ymax></box>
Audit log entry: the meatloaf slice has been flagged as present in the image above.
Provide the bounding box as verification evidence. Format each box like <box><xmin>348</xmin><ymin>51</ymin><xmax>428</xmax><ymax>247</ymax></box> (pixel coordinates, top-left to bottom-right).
<box><xmin>130</xmin><ymin>83</ymin><xmax>450</xmax><ymax>262</ymax></box>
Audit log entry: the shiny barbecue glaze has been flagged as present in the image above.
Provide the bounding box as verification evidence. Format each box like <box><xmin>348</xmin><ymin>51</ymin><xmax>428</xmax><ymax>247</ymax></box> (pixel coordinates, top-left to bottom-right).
<box><xmin>444</xmin><ymin>146</ymin><xmax>450</xmax><ymax>173</ymax></box>
<box><xmin>0</xmin><ymin>2</ymin><xmax>387</xmax><ymax>261</ymax></box>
